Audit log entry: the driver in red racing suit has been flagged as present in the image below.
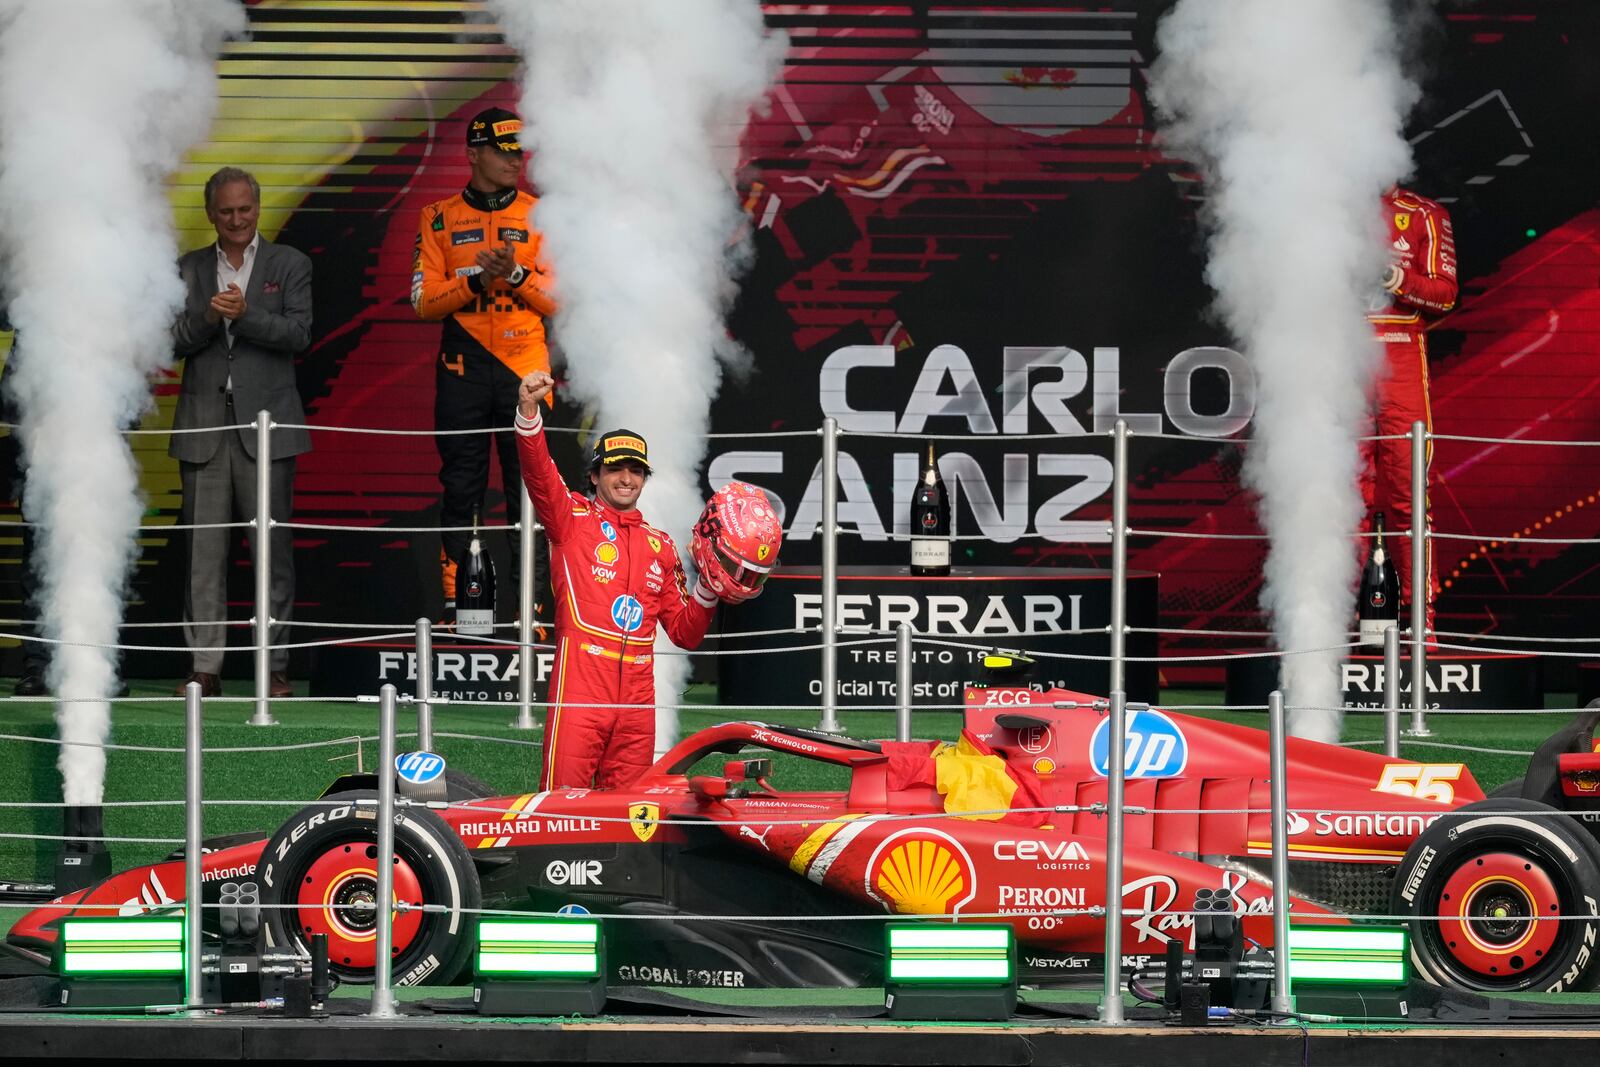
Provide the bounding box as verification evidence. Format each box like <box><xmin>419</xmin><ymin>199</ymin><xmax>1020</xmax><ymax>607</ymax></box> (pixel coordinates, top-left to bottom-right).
<box><xmin>514</xmin><ymin>369</ymin><xmax>720</xmax><ymax>789</ymax></box>
<box><xmin>1367</xmin><ymin>186</ymin><xmax>1458</xmax><ymax>635</ymax></box>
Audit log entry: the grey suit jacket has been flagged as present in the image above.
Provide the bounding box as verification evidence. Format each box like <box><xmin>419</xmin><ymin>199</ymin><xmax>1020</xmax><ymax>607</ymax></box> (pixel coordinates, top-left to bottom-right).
<box><xmin>169</xmin><ymin>237</ymin><xmax>314</xmax><ymax>464</ymax></box>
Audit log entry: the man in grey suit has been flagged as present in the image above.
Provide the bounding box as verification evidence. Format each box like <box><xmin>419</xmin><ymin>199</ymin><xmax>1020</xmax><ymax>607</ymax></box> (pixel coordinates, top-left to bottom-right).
<box><xmin>170</xmin><ymin>167</ymin><xmax>312</xmax><ymax>698</ymax></box>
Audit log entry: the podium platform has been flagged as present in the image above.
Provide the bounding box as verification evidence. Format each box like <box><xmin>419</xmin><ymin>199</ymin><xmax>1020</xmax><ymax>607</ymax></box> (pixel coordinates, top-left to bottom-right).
<box><xmin>1225</xmin><ymin>648</ymin><xmax>1542</xmax><ymax>711</ymax></box>
<box><xmin>719</xmin><ymin>565</ymin><xmax>1159</xmax><ymax>709</ymax></box>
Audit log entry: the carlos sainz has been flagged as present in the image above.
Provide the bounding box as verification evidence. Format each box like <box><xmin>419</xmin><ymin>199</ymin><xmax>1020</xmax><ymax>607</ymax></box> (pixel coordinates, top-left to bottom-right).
<box><xmin>513</xmin><ymin>369</ymin><xmax>782</xmax><ymax>790</ymax></box>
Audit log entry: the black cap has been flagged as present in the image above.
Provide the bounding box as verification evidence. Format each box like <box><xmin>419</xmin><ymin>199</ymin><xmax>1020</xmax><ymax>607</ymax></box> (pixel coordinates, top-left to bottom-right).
<box><xmin>466</xmin><ymin>106</ymin><xmax>523</xmax><ymax>153</ymax></box>
<box><xmin>591</xmin><ymin>429</ymin><xmax>651</xmax><ymax>474</ymax></box>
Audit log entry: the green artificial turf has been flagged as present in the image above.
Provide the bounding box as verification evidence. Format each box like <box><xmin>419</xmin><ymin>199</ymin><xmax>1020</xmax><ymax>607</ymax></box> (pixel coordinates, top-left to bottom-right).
<box><xmin>0</xmin><ymin>681</ymin><xmax>1577</xmax><ymax>882</ymax></box>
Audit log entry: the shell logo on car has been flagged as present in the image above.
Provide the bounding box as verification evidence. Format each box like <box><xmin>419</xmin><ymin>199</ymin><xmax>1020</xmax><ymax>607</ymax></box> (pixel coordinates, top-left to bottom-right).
<box><xmin>863</xmin><ymin>828</ymin><xmax>977</xmax><ymax>916</ymax></box>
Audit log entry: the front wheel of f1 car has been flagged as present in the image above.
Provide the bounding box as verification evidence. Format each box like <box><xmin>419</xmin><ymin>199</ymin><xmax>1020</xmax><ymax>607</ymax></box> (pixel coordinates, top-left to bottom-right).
<box><xmin>1392</xmin><ymin>799</ymin><xmax>1600</xmax><ymax>993</ymax></box>
<box><xmin>258</xmin><ymin>790</ymin><xmax>482</xmax><ymax>987</ymax></box>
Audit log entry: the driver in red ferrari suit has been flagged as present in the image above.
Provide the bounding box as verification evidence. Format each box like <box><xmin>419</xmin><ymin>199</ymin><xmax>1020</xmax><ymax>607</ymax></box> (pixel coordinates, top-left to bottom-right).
<box><xmin>1368</xmin><ymin>186</ymin><xmax>1458</xmax><ymax>635</ymax></box>
<box><xmin>514</xmin><ymin>369</ymin><xmax>747</xmax><ymax>789</ymax></box>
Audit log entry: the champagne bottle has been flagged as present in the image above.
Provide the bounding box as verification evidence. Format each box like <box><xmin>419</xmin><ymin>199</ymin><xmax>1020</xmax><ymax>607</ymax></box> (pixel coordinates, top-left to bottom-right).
<box><xmin>456</xmin><ymin>511</ymin><xmax>496</xmax><ymax>637</ymax></box>
<box><xmin>1357</xmin><ymin>511</ymin><xmax>1400</xmax><ymax>646</ymax></box>
<box><xmin>910</xmin><ymin>441</ymin><xmax>951</xmax><ymax>576</ymax></box>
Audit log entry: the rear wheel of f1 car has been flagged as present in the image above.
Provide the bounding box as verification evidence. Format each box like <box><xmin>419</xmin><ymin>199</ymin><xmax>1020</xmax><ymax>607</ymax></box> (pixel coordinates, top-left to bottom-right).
<box><xmin>258</xmin><ymin>790</ymin><xmax>481</xmax><ymax>987</ymax></box>
<box><xmin>1487</xmin><ymin>777</ymin><xmax>1525</xmax><ymax>800</ymax></box>
<box><xmin>1392</xmin><ymin>799</ymin><xmax>1600</xmax><ymax>993</ymax></box>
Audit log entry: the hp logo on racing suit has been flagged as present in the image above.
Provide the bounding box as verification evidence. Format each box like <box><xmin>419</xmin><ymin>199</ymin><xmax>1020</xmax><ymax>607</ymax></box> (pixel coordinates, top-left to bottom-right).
<box><xmin>1089</xmin><ymin>707</ymin><xmax>1189</xmax><ymax>779</ymax></box>
<box><xmin>611</xmin><ymin>595</ymin><xmax>644</xmax><ymax>632</ymax></box>
<box><xmin>395</xmin><ymin>751</ymin><xmax>446</xmax><ymax>784</ymax></box>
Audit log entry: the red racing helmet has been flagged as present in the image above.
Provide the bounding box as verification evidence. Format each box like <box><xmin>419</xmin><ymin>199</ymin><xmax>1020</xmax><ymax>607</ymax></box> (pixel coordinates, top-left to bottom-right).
<box><xmin>692</xmin><ymin>482</ymin><xmax>783</xmax><ymax>601</ymax></box>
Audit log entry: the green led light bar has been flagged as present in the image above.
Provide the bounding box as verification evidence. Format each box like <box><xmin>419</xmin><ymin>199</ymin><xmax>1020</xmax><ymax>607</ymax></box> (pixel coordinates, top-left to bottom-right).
<box><xmin>58</xmin><ymin>917</ymin><xmax>185</xmax><ymax>977</ymax></box>
<box><xmin>1288</xmin><ymin>925</ymin><xmax>1408</xmax><ymax>986</ymax></box>
<box><xmin>477</xmin><ymin>918</ymin><xmax>600</xmax><ymax>978</ymax></box>
<box><xmin>885</xmin><ymin>924</ymin><xmax>1014</xmax><ymax>985</ymax></box>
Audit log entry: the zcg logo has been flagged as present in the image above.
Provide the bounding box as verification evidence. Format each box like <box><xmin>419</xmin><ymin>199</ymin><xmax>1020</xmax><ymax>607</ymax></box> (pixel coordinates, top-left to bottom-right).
<box><xmin>1089</xmin><ymin>707</ymin><xmax>1189</xmax><ymax>779</ymax></box>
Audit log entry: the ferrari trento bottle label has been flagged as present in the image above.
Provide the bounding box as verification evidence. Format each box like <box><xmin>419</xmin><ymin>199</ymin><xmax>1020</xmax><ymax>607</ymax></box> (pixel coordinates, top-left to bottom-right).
<box><xmin>1356</xmin><ymin>510</ymin><xmax>1399</xmax><ymax>646</ymax></box>
<box><xmin>910</xmin><ymin>441</ymin><xmax>951</xmax><ymax>575</ymax></box>
<box><xmin>456</xmin><ymin>513</ymin><xmax>496</xmax><ymax>636</ymax></box>
<box><xmin>910</xmin><ymin>537</ymin><xmax>950</xmax><ymax>569</ymax></box>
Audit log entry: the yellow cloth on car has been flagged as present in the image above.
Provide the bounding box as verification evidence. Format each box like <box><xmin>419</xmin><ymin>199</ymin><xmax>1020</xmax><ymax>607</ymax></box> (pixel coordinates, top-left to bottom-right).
<box><xmin>933</xmin><ymin>733</ymin><xmax>1018</xmax><ymax>821</ymax></box>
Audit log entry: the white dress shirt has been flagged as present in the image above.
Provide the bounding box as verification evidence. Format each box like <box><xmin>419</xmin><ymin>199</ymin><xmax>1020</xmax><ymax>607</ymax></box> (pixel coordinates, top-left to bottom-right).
<box><xmin>215</xmin><ymin>232</ymin><xmax>260</xmax><ymax>350</ymax></box>
<box><xmin>215</xmin><ymin>232</ymin><xmax>259</xmax><ymax>390</ymax></box>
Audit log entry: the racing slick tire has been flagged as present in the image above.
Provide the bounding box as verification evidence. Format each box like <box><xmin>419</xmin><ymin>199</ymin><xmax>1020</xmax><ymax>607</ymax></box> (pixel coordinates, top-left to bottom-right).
<box><xmin>1392</xmin><ymin>798</ymin><xmax>1600</xmax><ymax>993</ymax></box>
<box><xmin>1486</xmin><ymin>777</ymin><xmax>1526</xmax><ymax>800</ymax></box>
<box><xmin>258</xmin><ymin>790</ymin><xmax>481</xmax><ymax>987</ymax></box>
<box><xmin>444</xmin><ymin>769</ymin><xmax>495</xmax><ymax>801</ymax></box>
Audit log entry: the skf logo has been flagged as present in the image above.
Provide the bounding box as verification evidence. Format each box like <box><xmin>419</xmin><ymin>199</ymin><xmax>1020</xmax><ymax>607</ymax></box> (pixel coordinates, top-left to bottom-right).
<box><xmin>1394</xmin><ymin>212</ymin><xmax>1411</xmax><ymax>231</ymax></box>
<box><xmin>595</xmin><ymin>542</ymin><xmax>619</xmax><ymax>566</ymax></box>
<box><xmin>864</xmin><ymin>829</ymin><xmax>977</xmax><ymax>916</ymax></box>
<box><xmin>757</xmin><ymin>544</ymin><xmax>771</xmax><ymax>561</ymax></box>
<box><xmin>630</xmin><ymin>802</ymin><xmax>660</xmax><ymax>842</ymax></box>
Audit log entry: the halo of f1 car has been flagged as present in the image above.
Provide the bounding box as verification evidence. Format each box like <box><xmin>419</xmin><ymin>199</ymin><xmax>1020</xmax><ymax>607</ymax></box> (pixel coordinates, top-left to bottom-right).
<box><xmin>9</xmin><ymin>688</ymin><xmax>1600</xmax><ymax>995</ymax></box>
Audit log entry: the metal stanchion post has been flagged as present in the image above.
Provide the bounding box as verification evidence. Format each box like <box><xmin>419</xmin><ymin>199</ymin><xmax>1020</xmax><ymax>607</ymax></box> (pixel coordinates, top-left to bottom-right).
<box><xmin>1096</xmin><ymin>421</ymin><xmax>1132</xmax><ymax>1025</ymax></box>
<box><xmin>1098</xmin><ymin>689</ymin><xmax>1129</xmax><ymax>1025</ymax></box>
<box><xmin>371</xmin><ymin>684</ymin><xmax>398</xmax><ymax>1019</ymax></box>
<box><xmin>249</xmin><ymin>411</ymin><xmax>277</xmax><ymax>726</ymax></box>
<box><xmin>414</xmin><ymin>618</ymin><xmax>434</xmax><ymax>753</ymax></box>
<box><xmin>184</xmin><ymin>681</ymin><xmax>204</xmax><ymax>1009</ymax></box>
<box><xmin>1407</xmin><ymin>421</ymin><xmax>1431</xmax><ymax>737</ymax></box>
<box><xmin>817</xmin><ymin>417</ymin><xmax>842</xmax><ymax>735</ymax></box>
<box><xmin>515</xmin><ymin>489</ymin><xmax>540</xmax><ymax>729</ymax></box>
<box><xmin>1267</xmin><ymin>690</ymin><xmax>1295</xmax><ymax>1016</ymax></box>
<box><xmin>512</xmin><ymin>489</ymin><xmax>539</xmax><ymax>730</ymax></box>
<box><xmin>1109</xmin><ymin>420</ymin><xmax>1128</xmax><ymax>695</ymax></box>
<box><xmin>1383</xmin><ymin>624</ymin><xmax>1401</xmax><ymax>758</ymax></box>
<box><xmin>895</xmin><ymin>623</ymin><xmax>912</xmax><ymax>742</ymax></box>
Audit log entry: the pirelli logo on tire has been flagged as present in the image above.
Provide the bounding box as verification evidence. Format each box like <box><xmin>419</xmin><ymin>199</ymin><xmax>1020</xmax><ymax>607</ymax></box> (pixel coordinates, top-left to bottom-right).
<box><xmin>1399</xmin><ymin>844</ymin><xmax>1436</xmax><ymax>903</ymax></box>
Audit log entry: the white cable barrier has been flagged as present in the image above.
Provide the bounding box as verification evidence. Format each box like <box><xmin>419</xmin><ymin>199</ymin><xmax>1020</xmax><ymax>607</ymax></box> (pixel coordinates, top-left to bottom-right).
<box><xmin>9</xmin><ymin>681</ymin><xmax>1597</xmax><ymax>1025</ymax></box>
<box><xmin>1</xmin><ymin>411</ymin><xmax>1597</xmax><ymax>1021</ymax></box>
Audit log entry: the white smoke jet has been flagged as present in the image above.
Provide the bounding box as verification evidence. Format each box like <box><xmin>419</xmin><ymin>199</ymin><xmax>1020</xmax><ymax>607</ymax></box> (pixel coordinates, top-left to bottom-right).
<box><xmin>1149</xmin><ymin>0</ymin><xmax>1420</xmax><ymax>741</ymax></box>
<box><xmin>490</xmin><ymin>0</ymin><xmax>784</xmax><ymax>753</ymax></box>
<box><xmin>0</xmin><ymin>0</ymin><xmax>244</xmax><ymax>803</ymax></box>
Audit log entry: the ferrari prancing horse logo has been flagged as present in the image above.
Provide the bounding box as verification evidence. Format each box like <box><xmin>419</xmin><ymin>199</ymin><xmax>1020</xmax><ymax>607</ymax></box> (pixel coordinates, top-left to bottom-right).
<box><xmin>630</xmin><ymin>802</ymin><xmax>660</xmax><ymax>842</ymax></box>
<box><xmin>1394</xmin><ymin>212</ymin><xmax>1411</xmax><ymax>231</ymax></box>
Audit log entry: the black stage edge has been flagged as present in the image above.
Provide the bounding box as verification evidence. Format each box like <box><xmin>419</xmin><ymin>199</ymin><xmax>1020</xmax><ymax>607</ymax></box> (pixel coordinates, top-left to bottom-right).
<box><xmin>0</xmin><ymin>1012</ymin><xmax>1598</xmax><ymax>1066</ymax></box>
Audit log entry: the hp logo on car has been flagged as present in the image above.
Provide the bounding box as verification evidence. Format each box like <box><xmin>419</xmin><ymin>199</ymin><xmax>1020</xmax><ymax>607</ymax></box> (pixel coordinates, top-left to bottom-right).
<box><xmin>395</xmin><ymin>751</ymin><xmax>446</xmax><ymax>785</ymax></box>
<box><xmin>1089</xmin><ymin>707</ymin><xmax>1188</xmax><ymax>779</ymax></box>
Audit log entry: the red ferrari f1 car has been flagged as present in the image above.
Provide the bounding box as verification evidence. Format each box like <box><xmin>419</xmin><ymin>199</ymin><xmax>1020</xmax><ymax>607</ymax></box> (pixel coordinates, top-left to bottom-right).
<box><xmin>10</xmin><ymin>689</ymin><xmax>1600</xmax><ymax>994</ymax></box>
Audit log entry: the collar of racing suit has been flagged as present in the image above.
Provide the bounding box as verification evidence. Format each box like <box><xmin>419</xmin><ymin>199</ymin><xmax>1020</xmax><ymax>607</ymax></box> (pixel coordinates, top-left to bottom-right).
<box><xmin>462</xmin><ymin>184</ymin><xmax>519</xmax><ymax>212</ymax></box>
<box><xmin>590</xmin><ymin>497</ymin><xmax>645</xmax><ymax>528</ymax></box>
